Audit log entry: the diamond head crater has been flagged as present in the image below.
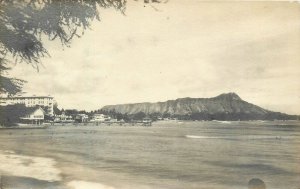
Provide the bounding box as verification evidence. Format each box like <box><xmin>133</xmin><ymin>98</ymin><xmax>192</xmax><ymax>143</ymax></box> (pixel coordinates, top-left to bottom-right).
<box><xmin>100</xmin><ymin>93</ymin><xmax>298</xmax><ymax>121</ymax></box>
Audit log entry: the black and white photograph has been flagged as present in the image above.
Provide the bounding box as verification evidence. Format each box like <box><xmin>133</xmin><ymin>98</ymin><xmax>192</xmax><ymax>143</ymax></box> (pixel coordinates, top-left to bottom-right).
<box><xmin>0</xmin><ymin>1</ymin><xmax>300</xmax><ymax>189</ymax></box>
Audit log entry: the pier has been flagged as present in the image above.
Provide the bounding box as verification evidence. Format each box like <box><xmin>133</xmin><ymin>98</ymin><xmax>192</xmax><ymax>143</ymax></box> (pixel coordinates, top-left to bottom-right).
<box><xmin>53</xmin><ymin>120</ymin><xmax>152</xmax><ymax>127</ymax></box>
<box><xmin>89</xmin><ymin>120</ymin><xmax>152</xmax><ymax>126</ymax></box>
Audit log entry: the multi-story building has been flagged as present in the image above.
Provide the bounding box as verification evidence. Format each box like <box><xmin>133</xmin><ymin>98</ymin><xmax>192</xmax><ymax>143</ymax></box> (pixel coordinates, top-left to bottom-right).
<box><xmin>0</xmin><ymin>95</ymin><xmax>54</xmax><ymax>116</ymax></box>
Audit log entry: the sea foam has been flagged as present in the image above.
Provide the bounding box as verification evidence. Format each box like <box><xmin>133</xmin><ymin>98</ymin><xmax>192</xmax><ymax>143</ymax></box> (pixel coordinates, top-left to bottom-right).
<box><xmin>185</xmin><ymin>135</ymin><xmax>287</xmax><ymax>140</ymax></box>
<box><xmin>0</xmin><ymin>150</ymin><xmax>61</xmax><ymax>182</ymax></box>
<box><xmin>185</xmin><ymin>135</ymin><xmax>219</xmax><ymax>139</ymax></box>
<box><xmin>67</xmin><ymin>180</ymin><xmax>115</xmax><ymax>189</ymax></box>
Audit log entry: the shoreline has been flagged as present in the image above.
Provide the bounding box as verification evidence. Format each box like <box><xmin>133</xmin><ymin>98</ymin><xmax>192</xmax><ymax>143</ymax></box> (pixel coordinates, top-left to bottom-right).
<box><xmin>1</xmin><ymin>119</ymin><xmax>299</xmax><ymax>129</ymax></box>
<box><xmin>0</xmin><ymin>125</ymin><xmax>48</xmax><ymax>130</ymax></box>
<box><xmin>0</xmin><ymin>150</ymin><xmax>116</xmax><ymax>189</ymax></box>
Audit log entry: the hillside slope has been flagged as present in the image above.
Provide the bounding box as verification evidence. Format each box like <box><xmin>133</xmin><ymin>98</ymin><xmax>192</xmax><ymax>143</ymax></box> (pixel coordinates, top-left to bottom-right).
<box><xmin>101</xmin><ymin>93</ymin><xmax>296</xmax><ymax>120</ymax></box>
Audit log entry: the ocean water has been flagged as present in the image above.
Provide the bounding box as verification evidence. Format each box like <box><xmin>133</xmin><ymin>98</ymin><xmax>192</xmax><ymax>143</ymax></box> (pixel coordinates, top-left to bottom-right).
<box><xmin>0</xmin><ymin>121</ymin><xmax>299</xmax><ymax>189</ymax></box>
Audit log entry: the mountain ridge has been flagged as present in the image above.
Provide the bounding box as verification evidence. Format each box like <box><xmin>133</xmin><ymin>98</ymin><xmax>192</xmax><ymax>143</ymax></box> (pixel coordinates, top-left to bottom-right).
<box><xmin>100</xmin><ymin>93</ymin><xmax>297</xmax><ymax>120</ymax></box>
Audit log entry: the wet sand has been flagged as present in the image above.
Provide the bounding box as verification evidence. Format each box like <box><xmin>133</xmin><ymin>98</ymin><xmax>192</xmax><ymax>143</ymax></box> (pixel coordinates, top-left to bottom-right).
<box><xmin>0</xmin><ymin>150</ymin><xmax>117</xmax><ymax>189</ymax></box>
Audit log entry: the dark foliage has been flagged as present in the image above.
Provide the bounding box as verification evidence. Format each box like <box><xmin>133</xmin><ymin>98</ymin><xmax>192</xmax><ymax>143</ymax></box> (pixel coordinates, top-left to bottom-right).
<box><xmin>131</xmin><ymin>111</ymin><xmax>146</xmax><ymax>120</ymax></box>
<box><xmin>96</xmin><ymin>109</ymin><xmax>298</xmax><ymax>121</ymax></box>
<box><xmin>0</xmin><ymin>104</ymin><xmax>28</xmax><ymax>126</ymax></box>
<box><xmin>0</xmin><ymin>58</ymin><xmax>26</xmax><ymax>95</ymax></box>
<box><xmin>53</xmin><ymin>102</ymin><xmax>61</xmax><ymax>115</ymax></box>
<box><xmin>148</xmin><ymin>112</ymin><xmax>161</xmax><ymax>121</ymax></box>
<box><xmin>0</xmin><ymin>0</ymin><xmax>164</xmax><ymax>95</ymax></box>
<box><xmin>0</xmin><ymin>0</ymin><xmax>126</xmax><ymax>94</ymax></box>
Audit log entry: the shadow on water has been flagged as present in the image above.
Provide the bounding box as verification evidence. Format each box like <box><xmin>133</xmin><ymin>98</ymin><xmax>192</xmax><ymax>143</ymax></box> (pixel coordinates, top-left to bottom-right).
<box><xmin>204</xmin><ymin>161</ymin><xmax>295</xmax><ymax>176</ymax></box>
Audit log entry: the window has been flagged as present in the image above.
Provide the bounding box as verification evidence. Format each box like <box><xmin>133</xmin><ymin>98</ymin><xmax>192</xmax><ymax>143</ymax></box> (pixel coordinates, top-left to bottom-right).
<box><xmin>34</xmin><ymin>115</ymin><xmax>43</xmax><ymax>118</ymax></box>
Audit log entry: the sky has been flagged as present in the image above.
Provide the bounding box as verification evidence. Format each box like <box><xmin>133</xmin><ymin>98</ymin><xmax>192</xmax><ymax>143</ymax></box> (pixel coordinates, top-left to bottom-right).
<box><xmin>7</xmin><ymin>0</ymin><xmax>300</xmax><ymax>114</ymax></box>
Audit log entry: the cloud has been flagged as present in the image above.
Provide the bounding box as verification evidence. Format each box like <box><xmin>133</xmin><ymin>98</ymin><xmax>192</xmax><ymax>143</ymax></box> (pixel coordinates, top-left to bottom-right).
<box><xmin>7</xmin><ymin>1</ymin><xmax>300</xmax><ymax>114</ymax></box>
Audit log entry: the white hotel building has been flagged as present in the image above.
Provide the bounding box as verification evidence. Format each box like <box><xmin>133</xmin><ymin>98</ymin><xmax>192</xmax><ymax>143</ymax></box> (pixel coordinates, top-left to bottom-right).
<box><xmin>0</xmin><ymin>95</ymin><xmax>54</xmax><ymax>116</ymax></box>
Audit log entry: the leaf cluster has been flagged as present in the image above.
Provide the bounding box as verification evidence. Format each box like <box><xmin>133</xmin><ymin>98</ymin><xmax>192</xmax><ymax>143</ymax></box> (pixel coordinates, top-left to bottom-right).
<box><xmin>0</xmin><ymin>0</ymin><xmax>125</xmax><ymax>66</ymax></box>
<box><xmin>0</xmin><ymin>0</ymin><xmax>125</xmax><ymax>94</ymax></box>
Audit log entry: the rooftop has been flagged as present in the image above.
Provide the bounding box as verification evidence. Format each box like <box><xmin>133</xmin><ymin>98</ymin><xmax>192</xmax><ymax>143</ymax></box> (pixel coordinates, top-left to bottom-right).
<box><xmin>0</xmin><ymin>95</ymin><xmax>53</xmax><ymax>99</ymax></box>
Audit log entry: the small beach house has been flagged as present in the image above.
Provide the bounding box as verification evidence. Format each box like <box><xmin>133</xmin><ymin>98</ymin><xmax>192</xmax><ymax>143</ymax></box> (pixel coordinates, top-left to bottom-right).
<box><xmin>20</xmin><ymin>106</ymin><xmax>45</xmax><ymax>125</ymax></box>
<box><xmin>54</xmin><ymin>111</ymin><xmax>74</xmax><ymax>123</ymax></box>
<box><xmin>90</xmin><ymin>114</ymin><xmax>111</xmax><ymax>122</ymax></box>
<box><xmin>75</xmin><ymin>114</ymin><xmax>89</xmax><ymax>123</ymax></box>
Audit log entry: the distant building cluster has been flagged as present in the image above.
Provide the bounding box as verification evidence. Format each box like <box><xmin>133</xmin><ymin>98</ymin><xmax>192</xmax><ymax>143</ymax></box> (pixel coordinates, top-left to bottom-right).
<box><xmin>0</xmin><ymin>94</ymin><xmax>152</xmax><ymax>127</ymax></box>
<box><xmin>0</xmin><ymin>95</ymin><xmax>54</xmax><ymax>115</ymax></box>
<box><xmin>53</xmin><ymin>113</ymin><xmax>113</xmax><ymax>123</ymax></box>
<box><xmin>0</xmin><ymin>95</ymin><xmax>54</xmax><ymax>126</ymax></box>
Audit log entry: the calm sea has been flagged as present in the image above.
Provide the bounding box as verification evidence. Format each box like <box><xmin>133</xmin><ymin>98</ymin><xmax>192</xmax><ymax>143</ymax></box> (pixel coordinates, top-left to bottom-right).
<box><xmin>0</xmin><ymin>121</ymin><xmax>299</xmax><ymax>189</ymax></box>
